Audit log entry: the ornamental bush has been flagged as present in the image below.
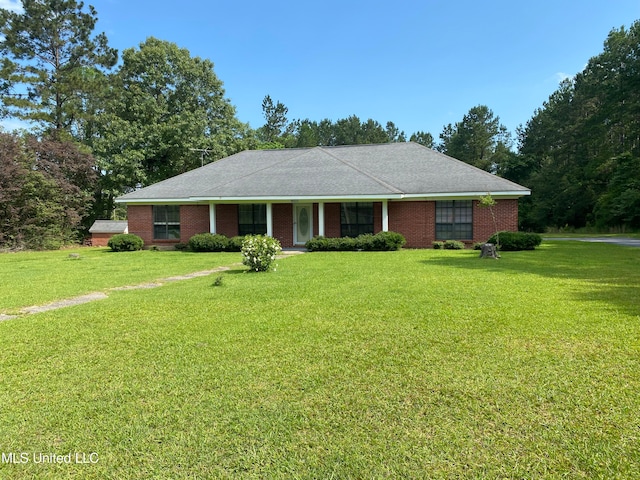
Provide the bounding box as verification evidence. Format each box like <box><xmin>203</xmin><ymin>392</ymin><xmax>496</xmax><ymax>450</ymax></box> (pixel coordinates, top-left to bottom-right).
<box><xmin>227</xmin><ymin>236</ymin><xmax>245</xmax><ymax>252</ymax></box>
<box><xmin>241</xmin><ymin>235</ymin><xmax>282</xmax><ymax>272</ymax></box>
<box><xmin>433</xmin><ymin>240</ymin><xmax>465</xmax><ymax>249</ymax></box>
<box><xmin>188</xmin><ymin>233</ymin><xmax>229</xmax><ymax>252</ymax></box>
<box><xmin>107</xmin><ymin>233</ymin><xmax>144</xmax><ymax>252</ymax></box>
<box><xmin>487</xmin><ymin>231</ymin><xmax>542</xmax><ymax>251</ymax></box>
<box><xmin>444</xmin><ymin>240</ymin><xmax>465</xmax><ymax>250</ymax></box>
<box><xmin>305</xmin><ymin>231</ymin><xmax>406</xmax><ymax>252</ymax></box>
<box><xmin>370</xmin><ymin>231</ymin><xmax>407</xmax><ymax>251</ymax></box>
<box><xmin>187</xmin><ymin>233</ymin><xmax>244</xmax><ymax>252</ymax></box>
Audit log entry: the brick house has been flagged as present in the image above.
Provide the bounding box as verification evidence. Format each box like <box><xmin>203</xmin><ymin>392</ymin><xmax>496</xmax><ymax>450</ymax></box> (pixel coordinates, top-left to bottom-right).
<box><xmin>116</xmin><ymin>143</ymin><xmax>530</xmax><ymax>248</ymax></box>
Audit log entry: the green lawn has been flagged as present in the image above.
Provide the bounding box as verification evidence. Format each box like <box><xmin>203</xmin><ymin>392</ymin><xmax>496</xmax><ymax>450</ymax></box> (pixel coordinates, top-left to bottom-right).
<box><xmin>1</xmin><ymin>243</ymin><xmax>639</xmax><ymax>478</ymax></box>
<box><xmin>0</xmin><ymin>248</ymin><xmax>240</xmax><ymax>312</ymax></box>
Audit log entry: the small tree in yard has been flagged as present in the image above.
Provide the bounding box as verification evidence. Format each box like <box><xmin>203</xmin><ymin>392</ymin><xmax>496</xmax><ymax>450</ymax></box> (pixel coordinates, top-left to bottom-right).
<box><xmin>478</xmin><ymin>193</ymin><xmax>499</xmax><ymax>247</ymax></box>
<box><xmin>478</xmin><ymin>193</ymin><xmax>501</xmax><ymax>259</ymax></box>
<box><xmin>241</xmin><ymin>235</ymin><xmax>281</xmax><ymax>272</ymax></box>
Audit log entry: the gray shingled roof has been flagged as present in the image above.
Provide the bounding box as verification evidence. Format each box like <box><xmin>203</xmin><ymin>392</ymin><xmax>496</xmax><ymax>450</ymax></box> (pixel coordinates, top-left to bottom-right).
<box><xmin>89</xmin><ymin>220</ymin><xmax>128</xmax><ymax>233</ymax></box>
<box><xmin>116</xmin><ymin>142</ymin><xmax>529</xmax><ymax>202</ymax></box>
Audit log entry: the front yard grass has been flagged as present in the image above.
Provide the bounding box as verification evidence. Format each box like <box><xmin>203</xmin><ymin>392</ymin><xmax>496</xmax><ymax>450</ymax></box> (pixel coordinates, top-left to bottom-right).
<box><xmin>0</xmin><ymin>242</ymin><xmax>639</xmax><ymax>478</ymax></box>
<box><xmin>0</xmin><ymin>248</ymin><xmax>240</xmax><ymax>312</ymax></box>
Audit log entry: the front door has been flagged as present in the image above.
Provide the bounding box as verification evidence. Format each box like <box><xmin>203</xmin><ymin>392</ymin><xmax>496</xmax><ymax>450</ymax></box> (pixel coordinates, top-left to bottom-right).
<box><xmin>294</xmin><ymin>204</ymin><xmax>312</xmax><ymax>245</ymax></box>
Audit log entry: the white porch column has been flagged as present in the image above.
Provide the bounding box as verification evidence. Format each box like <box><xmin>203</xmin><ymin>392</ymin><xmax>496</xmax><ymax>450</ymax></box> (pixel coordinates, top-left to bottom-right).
<box><xmin>209</xmin><ymin>203</ymin><xmax>216</xmax><ymax>234</ymax></box>
<box><xmin>382</xmin><ymin>199</ymin><xmax>389</xmax><ymax>232</ymax></box>
<box><xmin>266</xmin><ymin>203</ymin><xmax>273</xmax><ymax>237</ymax></box>
<box><xmin>318</xmin><ymin>202</ymin><xmax>325</xmax><ymax>236</ymax></box>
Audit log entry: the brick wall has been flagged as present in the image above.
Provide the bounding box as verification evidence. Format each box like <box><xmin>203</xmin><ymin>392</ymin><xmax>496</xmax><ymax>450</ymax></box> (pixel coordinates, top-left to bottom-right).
<box><xmin>273</xmin><ymin>203</ymin><xmax>293</xmax><ymax>248</ymax></box>
<box><xmin>180</xmin><ymin>205</ymin><xmax>209</xmax><ymax>242</ymax></box>
<box><xmin>373</xmin><ymin>202</ymin><xmax>382</xmax><ymax>233</ymax></box>
<box><xmin>324</xmin><ymin>203</ymin><xmax>341</xmax><ymax>238</ymax></box>
<box><xmin>127</xmin><ymin>205</ymin><xmax>154</xmax><ymax>245</ymax></box>
<box><xmin>90</xmin><ymin>233</ymin><xmax>114</xmax><ymax>247</ymax></box>
<box><xmin>127</xmin><ymin>204</ymin><xmax>210</xmax><ymax>247</ymax></box>
<box><xmin>473</xmin><ymin>199</ymin><xmax>519</xmax><ymax>243</ymax></box>
<box><xmin>127</xmin><ymin>199</ymin><xmax>519</xmax><ymax>249</ymax></box>
<box><xmin>388</xmin><ymin>201</ymin><xmax>434</xmax><ymax>248</ymax></box>
<box><xmin>216</xmin><ymin>204</ymin><xmax>239</xmax><ymax>238</ymax></box>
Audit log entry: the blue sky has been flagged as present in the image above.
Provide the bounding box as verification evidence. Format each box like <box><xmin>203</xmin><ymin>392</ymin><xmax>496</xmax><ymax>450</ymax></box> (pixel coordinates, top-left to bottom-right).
<box><xmin>2</xmin><ymin>0</ymin><xmax>639</xmax><ymax>142</ymax></box>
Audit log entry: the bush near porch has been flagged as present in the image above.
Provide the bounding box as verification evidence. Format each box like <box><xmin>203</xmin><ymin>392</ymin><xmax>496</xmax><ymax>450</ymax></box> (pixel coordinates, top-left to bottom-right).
<box><xmin>305</xmin><ymin>231</ymin><xmax>406</xmax><ymax>251</ymax></box>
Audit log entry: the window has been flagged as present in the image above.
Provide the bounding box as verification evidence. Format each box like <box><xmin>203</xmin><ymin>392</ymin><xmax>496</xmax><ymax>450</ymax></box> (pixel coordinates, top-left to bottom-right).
<box><xmin>153</xmin><ymin>205</ymin><xmax>180</xmax><ymax>240</ymax></box>
<box><xmin>436</xmin><ymin>200</ymin><xmax>473</xmax><ymax>240</ymax></box>
<box><xmin>238</xmin><ymin>204</ymin><xmax>267</xmax><ymax>235</ymax></box>
<box><xmin>340</xmin><ymin>202</ymin><xmax>374</xmax><ymax>237</ymax></box>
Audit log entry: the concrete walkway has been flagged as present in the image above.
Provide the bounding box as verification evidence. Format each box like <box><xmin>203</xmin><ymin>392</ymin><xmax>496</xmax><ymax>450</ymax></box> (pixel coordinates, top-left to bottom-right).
<box><xmin>544</xmin><ymin>237</ymin><xmax>640</xmax><ymax>247</ymax></box>
<box><xmin>0</xmin><ymin>250</ymin><xmax>305</xmax><ymax>322</ymax></box>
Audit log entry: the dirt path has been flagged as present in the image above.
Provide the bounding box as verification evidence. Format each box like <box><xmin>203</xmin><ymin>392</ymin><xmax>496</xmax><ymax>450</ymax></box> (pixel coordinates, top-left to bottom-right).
<box><xmin>0</xmin><ymin>251</ymin><xmax>304</xmax><ymax>322</ymax></box>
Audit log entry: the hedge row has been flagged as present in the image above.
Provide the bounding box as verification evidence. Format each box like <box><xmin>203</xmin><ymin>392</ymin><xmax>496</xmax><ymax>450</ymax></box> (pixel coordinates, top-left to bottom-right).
<box><xmin>433</xmin><ymin>240</ymin><xmax>465</xmax><ymax>250</ymax></box>
<box><xmin>187</xmin><ymin>233</ymin><xmax>244</xmax><ymax>252</ymax></box>
<box><xmin>488</xmin><ymin>231</ymin><xmax>542</xmax><ymax>251</ymax></box>
<box><xmin>305</xmin><ymin>231</ymin><xmax>406</xmax><ymax>251</ymax></box>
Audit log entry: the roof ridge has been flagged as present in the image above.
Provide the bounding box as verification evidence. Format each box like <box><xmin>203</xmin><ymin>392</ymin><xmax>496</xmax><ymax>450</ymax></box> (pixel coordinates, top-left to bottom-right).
<box><xmin>317</xmin><ymin>146</ymin><xmax>405</xmax><ymax>194</ymax></box>
<box><xmin>201</xmin><ymin>148</ymin><xmax>321</xmax><ymax>192</ymax></box>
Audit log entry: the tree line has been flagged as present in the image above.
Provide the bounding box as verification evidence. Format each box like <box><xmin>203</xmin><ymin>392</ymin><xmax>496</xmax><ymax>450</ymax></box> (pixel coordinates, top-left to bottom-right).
<box><xmin>0</xmin><ymin>1</ymin><xmax>638</xmax><ymax>249</ymax></box>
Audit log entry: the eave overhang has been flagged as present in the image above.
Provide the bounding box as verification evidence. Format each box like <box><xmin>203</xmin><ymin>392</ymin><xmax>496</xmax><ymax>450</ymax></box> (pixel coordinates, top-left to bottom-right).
<box><xmin>115</xmin><ymin>190</ymin><xmax>531</xmax><ymax>205</ymax></box>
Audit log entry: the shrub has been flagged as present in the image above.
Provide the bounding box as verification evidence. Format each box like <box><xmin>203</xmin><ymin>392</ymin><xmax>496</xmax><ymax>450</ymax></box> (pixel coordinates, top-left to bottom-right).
<box><xmin>444</xmin><ymin>240</ymin><xmax>465</xmax><ymax>250</ymax></box>
<box><xmin>226</xmin><ymin>236</ymin><xmax>245</xmax><ymax>252</ymax></box>
<box><xmin>305</xmin><ymin>231</ymin><xmax>406</xmax><ymax>252</ymax></box>
<box><xmin>370</xmin><ymin>231</ymin><xmax>406</xmax><ymax>251</ymax></box>
<box><xmin>241</xmin><ymin>235</ymin><xmax>282</xmax><ymax>272</ymax></box>
<box><xmin>355</xmin><ymin>233</ymin><xmax>375</xmax><ymax>251</ymax></box>
<box><xmin>108</xmin><ymin>233</ymin><xmax>144</xmax><ymax>252</ymax></box>
<box><xmin>488</xmin><ymin>231</ymin><xmax>542</xmax><ymax>251</ymax></box>
<box><xmin>188</xmin><ymin>233</ymin><xmax>229</xmax><ymax>252</ymax></box>
<box><xmin>174</xmin><ymin>242</ymin><xmax>188</xmax><ymax>251</ymax></box>
<box><xmin>305</xmin><ymin>236</ymin><xmax>355</xmax><ymax>251</ymax></box>
<box><xmin>305</xmin><ymin>236</ymin><xmax>330</xmax><ymax>252</ymax></box>
<box><xmin>434</xmin><ymin>240</ymin><xmax>465</xmax><ymax>250</ymax></box>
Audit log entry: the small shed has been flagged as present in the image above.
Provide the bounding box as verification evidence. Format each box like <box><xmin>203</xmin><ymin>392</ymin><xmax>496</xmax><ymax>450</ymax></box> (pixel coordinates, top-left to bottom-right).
<box><xmin>88</xmin><ymin>220</ymin><xmax>128</xmax><ymax>247</ymax></box>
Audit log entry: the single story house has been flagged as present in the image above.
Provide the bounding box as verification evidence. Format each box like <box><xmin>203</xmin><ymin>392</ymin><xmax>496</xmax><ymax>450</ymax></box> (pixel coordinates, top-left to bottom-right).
<box><xmin>116</xmin><ymin>142</ymin><xmax>530</xmax><ymax>249</ymax></box>
<box><xmin>88</xmin><ymin>220</ymin><xmax>128</xmax><ymax>246</ymax></box>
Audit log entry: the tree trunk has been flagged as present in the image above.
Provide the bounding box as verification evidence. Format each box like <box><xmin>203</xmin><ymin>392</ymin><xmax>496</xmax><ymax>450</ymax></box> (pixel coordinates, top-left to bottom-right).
<box><xmin>479</xmin><ymin>243</ymin><xmax>499</xmax><ymax>259</ymax></box>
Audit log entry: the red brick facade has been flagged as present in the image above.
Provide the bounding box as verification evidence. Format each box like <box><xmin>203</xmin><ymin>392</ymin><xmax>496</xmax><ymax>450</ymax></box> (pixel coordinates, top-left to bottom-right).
<box><xmin>180</xmin><ymin>205</ymin><xmax>209</xmax><ymax>242</ymax></box>
<box><xmin>473</xmin><ymin>199</ymin><xmax>519</xmax><ymax>243</ymax></box>
<box><xmin>215</xmin><ymin>204</ymin><xmax>239</xmax><ymax>238</ymax></box>
<box><xmin>127</xmin><ymin>199</ymin><xmax>520</xmax><ymax>249</ymax></box>
<box><xmin>388</xmin><ymin>201</ymin><xmax>435</xmax><ymax>248</ymax></box>
<box><xmin>89</xmin><ymin>233</ymin><xmax>114</xmax><ymax>247</ymax></box>
<box><xmin>273</xmin><ymin>203</ymin><xmax>293</xmax><ymax>248</ymax></box>
<box><xmin>127</xmin><ymin>205</ymin><xmax>154</xmax><ymax>245</ymax></box>
<box><xmin>127</xmin><ymin>204</ymin><xmax>209</xmax><ymax>247</ymax></box>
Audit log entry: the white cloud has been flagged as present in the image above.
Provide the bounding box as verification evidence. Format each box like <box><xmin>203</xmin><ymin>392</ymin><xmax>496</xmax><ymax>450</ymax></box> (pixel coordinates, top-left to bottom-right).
<box><xmin>0</xmin><ymin>0</ymin><xmax>23</xmax><ymax>13</ymax></box>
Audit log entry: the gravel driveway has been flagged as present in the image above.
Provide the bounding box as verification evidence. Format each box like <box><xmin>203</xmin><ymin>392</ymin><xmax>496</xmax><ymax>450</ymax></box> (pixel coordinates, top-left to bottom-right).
<box><xmin>545</xmin><ymin>237</ymin><xmax>640</xmax><ymax>247</ymax></box>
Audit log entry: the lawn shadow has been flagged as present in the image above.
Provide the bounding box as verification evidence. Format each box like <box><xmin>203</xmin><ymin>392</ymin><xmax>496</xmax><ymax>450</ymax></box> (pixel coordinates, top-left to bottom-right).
<box><xmin>420</xmin><ymin>241</ymin><xmax>640</xmax><ymax>318</ymax></box>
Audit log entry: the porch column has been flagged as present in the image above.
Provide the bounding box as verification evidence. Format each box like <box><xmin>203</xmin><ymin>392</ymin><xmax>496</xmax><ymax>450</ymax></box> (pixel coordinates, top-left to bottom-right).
<box><xmin>266</xmin><ymin>203</ymin><xmax>273</xmax><ymax>237</ymax></box>
<box><xmin>209</xmin><ymin>203</ymin><xmax>216</xmax><ymax>234</ymax></box>
<box><xmin>382</xmin><ymin>199</ymin><xmax>389</xmax><ymax>232</ymax></box>
<box><xmin>318</xmin><ymin>202</ymin><xmax>325</xmax><ymax>236</ymax></box>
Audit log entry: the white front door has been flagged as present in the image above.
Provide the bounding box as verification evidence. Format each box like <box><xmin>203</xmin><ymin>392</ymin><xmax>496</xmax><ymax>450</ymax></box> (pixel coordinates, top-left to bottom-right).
<box><xmin>294</xmin><ymin>204</ymin><xmax>312</xmax><ymax>245</ymax></box>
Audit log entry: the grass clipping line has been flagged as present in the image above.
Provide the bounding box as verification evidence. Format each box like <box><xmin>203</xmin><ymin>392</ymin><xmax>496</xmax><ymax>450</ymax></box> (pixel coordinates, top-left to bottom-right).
<box><xmin>0</xmin><ymin>250</ymin><xmax>304</xmax><ymax>320</ymax></box>
<box><xmin>1</xmin><ymin>265</ymin><xmax>234</xmax><ymax>320</ymax></box>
